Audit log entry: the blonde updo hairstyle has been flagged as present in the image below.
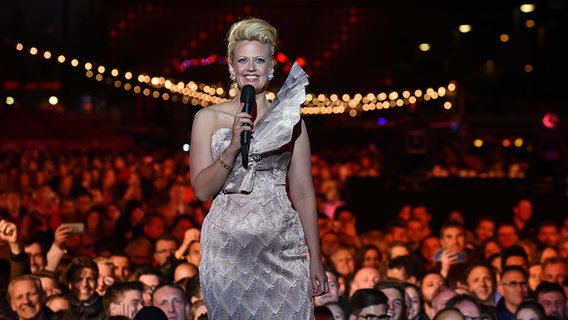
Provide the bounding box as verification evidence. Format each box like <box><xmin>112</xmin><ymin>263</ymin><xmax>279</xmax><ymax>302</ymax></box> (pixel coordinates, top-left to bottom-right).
<box><xmin>226</xmin><ymin>18</ymin><xmax>278</xmax><ymax>83</ymax></box>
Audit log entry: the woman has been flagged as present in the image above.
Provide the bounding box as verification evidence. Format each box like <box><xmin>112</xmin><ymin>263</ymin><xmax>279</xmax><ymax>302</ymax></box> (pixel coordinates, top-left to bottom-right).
<box><xmin>403</xmin><ymin>282</ymin><xmax>427</xmax><ymax>320</ymax></box>
<box><xmin>189</xmin><ymin>17</ymin><xmax>327</xmax><ymax>319</ymax></box>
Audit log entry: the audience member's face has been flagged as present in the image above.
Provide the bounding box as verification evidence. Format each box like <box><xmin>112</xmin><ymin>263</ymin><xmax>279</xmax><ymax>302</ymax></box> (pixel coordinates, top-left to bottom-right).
<box><xmin>186</xmin><ymin>241</ymin><xmax>201</xmax><ymax>267</ymax></box>
<box><xmin>338</xmin><ymin>274</ymin><xmax>346</xmax><ymax>297</ymax></box>
<box><xmin>538</xmin><ymin>226</ymin><xmax>560</xmax><ymax>247</ymax></box>
<box><xmin>540</xmin><ymin>247</ymin><xmax>558</xmax><ymax>264</ymax></box>
<box><xmin>363</xmin><ymin>248</ymin><xmax>382</xmax><ymax>269</ymax></box>
<box><xmin>321</xmin><ymin>232</ymin><xmax>340</xmax><ymax>258</ymax></box>
<box><xmin>514</xmin><ymin>200</ymin><xmax>533</xmax><ymax>222</ymax></box>
<box><xmin>110</xmin><ymin>289</ymin><xmax>144</xmax><ymax>318</ymax></box>
<box><xmin>406</xmin><ymin>220</ymin><xmax>424</xmax><ymax>244</ymax></box>
<box><xmin>504</xmin><ymin>256</ymin><xmax>528</xmax><ymax>271</ymax></box>
<box><xmin>336</xmin><ymin>210</ymin><xmax>353</xmax><ymax>226</ymax></box>
<box><xmin>331</xmin><ymin>248</ymin><xmax>355</xmax><ymax>276</ymax></box>
<box><xmin>466</xmin><ymin>265</ymin><xmax>494</xmax><ymax>303</ymax></box>
<box><xmin>144</xmin><ymin>217</ymin><xmax>166</xmax><ymax>239</ymax></box>
<box><xmin>528</xmin><ymin>264</ymin><xmax>542</xmax><ymax>292</ymax></box>
<box><xmin>39</xmin><ymin>276</ymin><xmax>60</xmax><ymax>297</ymax></box>
<box><xmin>106</xmin><ymin>204</ymin><xmax>121</xmax><ymax>221</ymax></box>
<box><xmin>173</xmin><ymin>263</ymin><xmax>198</xmax><ymax>283</ymax></box>
<box><xmin>191</xmin><ymin>302</ymin><xmax>207</xmax><ymax>320</ymax></box>
<box><xmin>559</xmin><ymin>241</ymin><xmax>568</xmax><ymax>259</ymax></box>
<box><xmin>454</xmin><ymin>300</ymin><xmax>481</xmax><ymax>318</ymax></box>
<box><xmin>139</xmin><ymin>274</ymin><xmax>160</xmax><ymax>306</ymax></box>
<box><xmin>139</xmin><ymin>274</ymin><xmax>160</xmax><ymax>290</ymax></box>
<box><xmin>390</xmin><ymin>245</ymin><xmax>410</xmax><ymax>260</ymax></box>
<box><xmin>154</xmin><ymin>239</ymin><xmax>177</xmax><ymax>266</ymax></box>
<box><xmin>411</xmin><ymin>206</ymin><xmax>430</xmax><ymax>225</ymax></box>
<box><xmin>354</xmin><ymin>304</ymin><xmax>388</xmax><ymax>320</ymax></box>
<box><xmin>131</xmin><ymin>207</ymin><xmax>145</xmax><ymax>225</ymax></box>
<box><xmin>537</xmin><ymin>291</ymin><xmax>566</xmax><ymax>319</ymax></box>
<box><xmin>315</xmin><ymin>271</ymin><xmax>340</xmax><ymax>306</ymax></box>
<box><xmin>24</xmin><ymin>242</ymin><xmax>46</xmax><ymax>274</ymax></box>
<box><xmin>484</xmin><ymin>241</ymin><xmax>501</xmax><ymax>260</ymax></box>
<box><xmin>440</xmin><ymin>226</ymin><xmax>465</xmax><ymax>253</ymax></box>
<box><xmin>110</xmin><ymin>256</ymin><xmax>131</xmax><ymax>281</ymax></box>
<box><xmin>475</xmin><ymin>220</ymin><xmax>495</xmax><ymax>242</ymax></box>
<box><xmin>405</xmin><ymin>286</ymin><xmax>421</xmax><ymax>320</ymax></box>
<box><xmin>421</xmin><ymin>273</ymin><xmax>445</xmax><ymax>305</ymax></box>
<box><xmin>515</xmin><ymin>307</ymin><xmax>540</xmax><ymax>320</ymax></box>
<box><xmin>152</xmin><ymin>286</ymin><xmax>188</xmax><ymax>320</ymax></box>
<box><xmin>172</xmin><ymin>219</ymin><xmax>193</xmax><ymax>243</ymax></box>
<box><xmin>390</xmin><ymin>227</ymin><xmax>408</xmax><ymax>244</ymax></box>
<box><xmin>387</xmin><ymin>267</ymin><xmax>408</xmax><ymax>283</ymax></box>
<box><xmin>432</xmin><ymin>288</ymin><xmax>457</xmax><ymax>315</ymax></box>
<box><xmin>76</xmin><ymin>195</ymin><xmax>92</xmax><ymax>214</ymax></box>
<box><xmin>490</xmin><ymin>256</ymin><xmax>502</xmax><ymax>276</ymax></box>
<box><xmin>9</xmin><ymin>279</ymin><xmax>45</xmax><ymax>319</ymax></box>
<box><xmin>97</xmin><ymin>263</ymin><xmax>115</xmax><ymax>297</ymax></box>
<box><xmin>498</xmin><ymin>270</ymin><xmax>529</xmax><ymax>311</ymax></box>
<box><xmin>69</xmin><ymin>268</ymin><xmax>97</xmax><ymax>301</ymax></box>
<box><xmin>380</xmin><ymin>287</ymin><xmax>404</xmax><ymax>320</ymax></box>
<box><xmin>497</xmin><ymin>226</ymin><xmax>519</xmax><ymax>249</ymax></box>
<box><xmin>420</xmin><ymin>237</ymin><xmax>441</xmax><ymax>263</ymax></box>
<box><xmin>351</xmin><ymin>267</ymin><xmax>380</xmax><ymax>295</ymax></box>
<box><xmin>543</xmin><ymin>262</ymin><xmax>568</xmax><ymax>284</ymax></box>
<box><xmin>326</xmin><ymin>303</ymin><xmax>345</xmax><ymax>320</ymax></box>
<box><xmin>129</xmin><ymin>244</ymin><xmax>153</xmax><ymax>268</ymax></box>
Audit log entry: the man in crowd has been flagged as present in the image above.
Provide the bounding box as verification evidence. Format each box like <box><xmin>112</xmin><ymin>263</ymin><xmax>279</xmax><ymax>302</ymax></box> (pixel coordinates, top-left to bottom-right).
<box><xmin>349</xmin><ymin>267</ymin><xmax>381</xmax><ymax>298</ymax></box>
<box><xmin>23</xmin><ymin>237</ymin><xmax>46</xmax><ymax>274</ymax></box>
<box><xmin>103</xmin><ymin>281</ymin><xmax>145</xmax><ymax>319</ymax></box>
<box><xmin>109</xmin><ymin>252</ymin><xmax>132</xmax><ymax>282</ymax></box>
<box><xmin>511</xmin><ymin>198</ymin><xmax>535</xmax><ymax>240</ymax></box>
<box><xmin>421</xmin><ymin>271</ymin><xmax>446</xmax><ymax>320</ymax></box>
<box><xmin>534</xmin><ymin>281</ymin><xmax>566</xmax><ymax>320</ymax></box>
<box><xmin>153</xmin><ymin>234</ymin><xmax>178</xmax><ymax>282</ymax></box>
<box><xmin>496</xmin><ymin>265</ymin><xmax>529</xmax><ymax>320</ymax></box>
<box><xmin>348</xmin><ymin>288</ymin><xmax>389</xmax><ymax>320</ymax></box>
<box><xmin>434</xmin><ymin>220</ymin><xmax>478</xmax><ymax>289</ymax></box>
<box><xmin>386</xmin><ymin>254</ymin><xmax>423</xmax><ymax>284</ymax></box>
<box><xmin>94</xmin><ymin>257</ymin><xmax>116</xmax><ymax>297</ymax></box>
<box><xmin>314</xmin><ymin>266</ymin><xmax>349</xmax><ymax>317</ymax></box>
<box><xmin>376</xmin><ymin>280</ymin><xmax>406</xmax><ymax>320</ymax></box>
<box><xmin>7</xmin><ymin>274</ymin><xmax>52</xmax><ymax>320</ymax></box>
<box><xmin>542</xmin><ymin>256</ymin><xmax>568</xmax><ymax>285</ymax></box>
<box><xmin>65</xmin><ymin>256</ymin><xmax>105</xmax><ymax>319</ymax></box>
<box><xmin>474</xmin><ymin>216</ymin><xmax>496</xmax><ymax>245</ymax></box>
<box><xmin>152</xmin><ymin>284</ymin><xmax>190</xmax><ymax>320</ymax></box>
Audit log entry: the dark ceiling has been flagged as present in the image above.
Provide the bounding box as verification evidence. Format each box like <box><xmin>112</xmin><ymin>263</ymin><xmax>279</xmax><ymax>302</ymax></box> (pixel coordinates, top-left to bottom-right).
<box><xmin>1</xmin><ymin>0</ymin><xmax>567</xmax><ymax>120</ymax></box>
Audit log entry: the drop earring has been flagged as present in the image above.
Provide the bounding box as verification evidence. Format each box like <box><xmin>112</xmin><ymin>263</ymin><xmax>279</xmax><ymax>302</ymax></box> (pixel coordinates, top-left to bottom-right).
<box><xmin>268</xmin><ymin>73</ymin><xmax>274</xmax><ymax>81</ymax></box>
<box><xmin>229</xmin><ymin>73</ymin><xmax>235</xmax><ymax>81</ymax></box>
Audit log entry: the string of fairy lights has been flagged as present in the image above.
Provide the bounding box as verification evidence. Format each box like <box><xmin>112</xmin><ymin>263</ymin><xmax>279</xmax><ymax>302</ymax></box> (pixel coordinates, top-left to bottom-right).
<box><xmin>12</xmin><ymin>42</ymin><xmax>457</xmax><ymax>117</ymax></box>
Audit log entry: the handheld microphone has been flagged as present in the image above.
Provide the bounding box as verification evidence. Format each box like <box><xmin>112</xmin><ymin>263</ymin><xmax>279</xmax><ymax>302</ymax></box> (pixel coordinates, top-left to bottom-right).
<box><xmin>240</xmin><ymin>84</ymin><xmax>255</xmax><ymax>168</ymax></box>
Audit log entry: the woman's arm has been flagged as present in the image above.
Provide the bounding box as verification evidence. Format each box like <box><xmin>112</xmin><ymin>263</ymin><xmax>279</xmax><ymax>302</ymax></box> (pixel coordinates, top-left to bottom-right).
<box><xmin>288</xmin><ymin>120</ymin><xmax>328</xmax><ymax>296</ymax></box>
<box><xmin>189</xmin><ymin>107</ymin><xmax>252</xmax><ymax>201</ymax></box>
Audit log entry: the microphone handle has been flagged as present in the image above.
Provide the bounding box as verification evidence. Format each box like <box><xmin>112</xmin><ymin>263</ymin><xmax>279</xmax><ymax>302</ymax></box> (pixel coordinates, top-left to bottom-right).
<box><xmin>241</xmin><ymin>142</ymin><xmax>249</xmax><ymax>169</ymax></box>
<box><xmin>240</xmin><ymin>102</ymin><xmax>252</xmax><ymax>168</ymax></box>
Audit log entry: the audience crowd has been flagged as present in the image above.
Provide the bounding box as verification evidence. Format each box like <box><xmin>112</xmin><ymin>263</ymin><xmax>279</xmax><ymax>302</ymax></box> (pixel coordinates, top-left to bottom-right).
<box><xmin>1</xmin><ymin>146</ymin><xmax>568</xmax><ymax>320</ymax></box>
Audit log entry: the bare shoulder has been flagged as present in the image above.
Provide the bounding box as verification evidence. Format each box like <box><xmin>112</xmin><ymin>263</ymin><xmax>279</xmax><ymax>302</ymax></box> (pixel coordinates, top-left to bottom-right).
<box><xmin>193</xmin><ymin>100</ymin><xmax>236</xmax><ymax>130</ymax></box>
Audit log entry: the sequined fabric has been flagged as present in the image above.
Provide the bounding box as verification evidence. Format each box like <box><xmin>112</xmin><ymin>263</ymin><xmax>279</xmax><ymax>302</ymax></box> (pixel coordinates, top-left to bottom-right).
<box><xmin>199</xmin><ymin>62</ymin><xmax>315</xmax><ymax>319</ymax></box>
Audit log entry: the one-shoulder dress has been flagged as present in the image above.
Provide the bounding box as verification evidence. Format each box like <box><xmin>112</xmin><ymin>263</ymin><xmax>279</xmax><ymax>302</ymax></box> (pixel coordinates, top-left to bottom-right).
<box><xmin>199</xmin><ymin>62</ymin><xmax>315</xmax><ymax>319</ymax></box>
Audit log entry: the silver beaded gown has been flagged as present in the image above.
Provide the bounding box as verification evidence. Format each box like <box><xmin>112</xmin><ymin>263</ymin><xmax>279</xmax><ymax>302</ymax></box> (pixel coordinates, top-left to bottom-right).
<box><xmin>199</xmin><ymin>62</ymin><xmax>315</xmax><ymax>319</ymax></box>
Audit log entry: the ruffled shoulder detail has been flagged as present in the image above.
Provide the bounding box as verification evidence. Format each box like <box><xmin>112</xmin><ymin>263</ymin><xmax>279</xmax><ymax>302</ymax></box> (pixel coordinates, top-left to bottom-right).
<box><xmin>223</xmin><ymin>62</ymin><xmax>309</xmax><ymax>194</ymax></box>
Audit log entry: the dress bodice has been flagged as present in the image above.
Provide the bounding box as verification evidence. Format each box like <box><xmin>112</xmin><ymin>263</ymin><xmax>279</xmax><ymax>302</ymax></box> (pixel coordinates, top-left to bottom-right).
<box><xmin>211</xmin><ymin>62</ymin><xmax>309</xmax><ymax>194</ymax></box>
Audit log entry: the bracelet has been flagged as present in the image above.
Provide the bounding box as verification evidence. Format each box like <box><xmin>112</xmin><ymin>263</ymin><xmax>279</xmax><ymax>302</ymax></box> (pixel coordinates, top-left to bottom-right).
<box><xmin>219</xmin><ymin>153</ymin><xmax>234</xmax><ymax>171</ymax></box>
